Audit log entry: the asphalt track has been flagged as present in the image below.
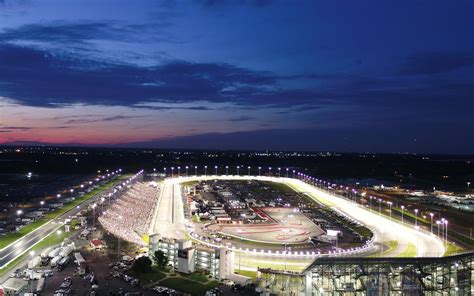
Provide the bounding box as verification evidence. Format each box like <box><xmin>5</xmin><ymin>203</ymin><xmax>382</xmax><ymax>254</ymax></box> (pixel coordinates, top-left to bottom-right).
<box><xmin>151</xmin><ymin>179</ymin><xmax>186</xmax><ymax>240</ymax></box>
<box><xmin>0</xmin><ymin>182</ymin><xmax>119</xmax><ymax>270</ymax></box>
<box><xmin>152</xmin><ymin>175</ymin><xmax>445</xmax><ymax>260</ymax></box>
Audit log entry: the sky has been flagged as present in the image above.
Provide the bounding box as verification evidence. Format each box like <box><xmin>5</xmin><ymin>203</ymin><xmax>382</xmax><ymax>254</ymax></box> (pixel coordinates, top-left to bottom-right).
<box><xmin>0</xmin><ymin>0</ymin><xmax>473</xmax><ymax>153</ymax></box>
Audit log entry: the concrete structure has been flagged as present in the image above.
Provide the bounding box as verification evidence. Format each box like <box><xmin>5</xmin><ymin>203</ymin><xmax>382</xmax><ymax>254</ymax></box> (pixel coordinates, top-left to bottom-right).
<box><xmin>257</xmin><ymin>252</ymin><xmax>474</xmax><ymax>295</ymax></box>
<box><xmin>149</xmin><ymin>235</ymin><xmax>235</xmax><ymax>280</ymax></box>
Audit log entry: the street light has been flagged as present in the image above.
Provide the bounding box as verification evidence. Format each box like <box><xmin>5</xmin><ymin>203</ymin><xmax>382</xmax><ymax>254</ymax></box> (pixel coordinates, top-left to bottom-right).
<box><xmin>177</xmin><ymin>166</ymin><xmax>181</xmax><ymax>176</ymax></box>
<box><xmin>286</xmin><ymin>168</ymin><xmax>289</xmax><ymax>178</ymax></box>
<box><xmin>388</xmin><ymin>201</ymin><xmax>392</xmax><ymax>220</ymax></box>
<box><xmin>204</xmin><ymin>166</ymin><xmax>208</xmax><ymax>176</ymax></box>
<box><xmin>444</xmin><ymin>220</ymin><xmax>449</xmax><ymax>251</ymax></box>
<box><xmin>278</xmin><ymin>167</ymin><xmax>281</xmax><ymax>177</ymax></box>
<box><xmin>214</xmin><ymin>165</ymin><xmax>218</xmax><ymax>175</ymax></box>
<box><xmin>468</xmin><ymin>182</ymin><xmax>471</xmax><ymax>193</ymax></box>
<box><xmin>248</xmin><ymin>166</ymin><xmax>251</xmax><ymax>176</ymax></box>
<box><xmin>415</xmin><ymin>225</ymin><xmax>420</xmax><ymax>256</ymax></box>
<box><xmin>269</xmin><ymin>167</ymin><xmax>272</xmax><ymax>175</ymax></box>
<box><xmin>225</xmin><ymin>166</ymin><xmax>229</xmax><ymax>175</ymax></box>
<box><xmin>237</xmin><ymin>166</ymin><xmax>240</xmax><ymax>176</ymax></box>
<box><xmin>429</xmin><ymin>213</ymin><xmax>434</xmax><ymax>234</ymax></box>
<box><xmin>414</xmin><ymin>209</ymin><xmax>419</xmax><ymax>227</ymax></box>
<box><xmin>185</xmin><ymin>166</ymin><xmax>189</xmax><ymax>177</ymax></box>
<box><xmin>258</xmin><ymin>166</ymin><xmax>261</xmax><ymax>176</ymax></box>
<box><xmin>194</xmin><ymin>166</ymin><xmax>198</xmax><ymax>175</ymax></box>
<box><xmin>171</xmin><ymin>167</ymin><xmax>174</xmax><ymax>178</ymax></box>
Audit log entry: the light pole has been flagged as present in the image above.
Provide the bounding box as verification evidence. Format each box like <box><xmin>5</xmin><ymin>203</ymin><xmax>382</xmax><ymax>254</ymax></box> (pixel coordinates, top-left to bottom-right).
<box><xmin>468</xmin><ymin>182</ymin><xmax>471</xmax><ymax>194</ymax></box>
<box><xmin>388</xmin><ymin>202</ymin><xmax>392</xmax><ymax>220</ymax></box>
<box><xmin>401</xmin><ymin>205</ymin><xmax>405</xmax><ymax>224</ymax></box>
<box><xmin>369</xmin><ymin>196</ymin><xmax>372</xmax><ymax>211</ymax></box>
<box><xmin>445</xmin><ymin>220</ymin><xmax>448</xmax><ymax>251</ymax></box>
<box><xmin>214</xmin><ymin>165</ymin><xmax>218</xmax><ymax>175</ymax></box>
<box><xmin>429</xmin><ymin>213</ymin><xmax>434</xmax><ymax>234</ymax></box>
<box><xmin>292</xmin><ymin>170</ymin><xmax>295</xmax><ymax>178</ymax></box>
<box><xmin>247</xmin><ymin>166</ymin><xmax>251</xmax><ymax>176</ymax></box>
<box><xmin>415</xmin><ymin>225</ymin><xmax>420</xmax><ymax>256</ymax></box>
<box><xmin>286</xmin><ymin>168</ymin><xmax>289</xmax><ymax>178</ymax></box>
<box><xmin>92</xmin><ymin>203</ymin><xmax>97</xmax><ymax>228</ymax></box>
<box><xmin>237</xmin><ymin>229</ymin><xmax>242</xmax><ymax>272</ymax></box>
<box><xmin>278</xmin><ymin>167</ymin><xmax>281</xmax><ymax>177</ymax></box>
<box><xmin>378</xmin><ymin>199</ymin><xmax>382</xmax><ymax>215</ymax></box>
<box><xmin>194</xmin><ymin>166</ymin><xmax>198</xmax><ymax>176</ymax></box>
<box><xmin>226</xmin><ymin>166</ymin><xmax>229</xmax><ymax>175</ymax></box>
<box><xmin>185</xmin><ymin>166</ymin><xmax>188</xmax><ymax>177</ymax></box>
<box><xmin>414</xmin><ymin>209</ymin><xmax>418</xmax><ymax>227</ymax></box>
<box><xmin>258</xmin><ymin>166</ymin><xmax>261</xmax><ymax>176</ymax></box>
<box><xmin>171</xmin><ymin>167</ymin><xmax>174</xmax><ymax>178</ymax></box>
<box><xmin>204</xmin><ymin>166</ymin><xmax>207</xmax><ymax>176</ymax></box>
<box><xmin>177</xmin><ymin>166</ymin><xmax>181</xmax><ymax>176</ymax></box>
<box><xmin>237</xmin><ymin>166</ymin><xmax>240</xmax><ymax>176</ymax></box>
<box><xmin>164</xmin><ymin>167</ymin><xmax>167</xmax><ymax>177</ymax></box>
<box><xmin>269</xmin><ymin>167</ymin><xmax>272</xmax><ymax>176</ymax></box>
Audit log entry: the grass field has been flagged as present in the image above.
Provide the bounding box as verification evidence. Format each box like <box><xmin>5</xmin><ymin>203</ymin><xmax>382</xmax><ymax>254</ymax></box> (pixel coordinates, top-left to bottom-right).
<box><xmin>398</xmin><ymin>243</ymin><xmax>417</xmax><ymax>257</ymax></box>
<box><xmin>369</xmin><ymin>240</ymin><xmax>399</xmax><ymax>257</ymax></box>
<box><xmin>393</xmin><ymin>208</ymin><xmax>429</xmax><ymax>224</ymax></box>
<box><xmin>444</xmin><ymin>242</ymin><xmax>465</xmax><ymax>256</ymax></box>
<box><xmin>235</xmin><ymin>269</ymin><xmax>257</xmax><ymax>279</ymax></box>
<box><xmin>129</xmin><ymin>266</ymin><xmax>166</xmax><ymax>283</ymax></box>
<box><xmin>160</xmin><ymin>277</ymin><xmax>220</xmax><ymax>296</ymax></box>
<box><xmin>0</xmin><ymin>176</ymin><xmax>124</xmax><ymax>249</ymax></box>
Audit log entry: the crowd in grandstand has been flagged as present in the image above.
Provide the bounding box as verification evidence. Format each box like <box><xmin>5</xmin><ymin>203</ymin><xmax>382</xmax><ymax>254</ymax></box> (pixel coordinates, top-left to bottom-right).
<box><xmin>99</xmin><ymin>182</ymin><xmax>159</xmax><ymax>246</ymax></box>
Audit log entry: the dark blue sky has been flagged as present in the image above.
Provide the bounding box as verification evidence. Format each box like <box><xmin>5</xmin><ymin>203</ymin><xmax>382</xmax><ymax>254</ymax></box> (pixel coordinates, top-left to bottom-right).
<box><xmin>0</xmin><ymin>0</ymin><xmax>473</xmax><ymax>153</ymax></box>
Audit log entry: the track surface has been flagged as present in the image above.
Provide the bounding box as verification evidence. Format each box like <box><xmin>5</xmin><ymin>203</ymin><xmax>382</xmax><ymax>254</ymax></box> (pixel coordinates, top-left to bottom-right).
<box><xmin>152</xmin><ymin>175</ymin><xmax>445</xmax><ymax>258</ymax></box>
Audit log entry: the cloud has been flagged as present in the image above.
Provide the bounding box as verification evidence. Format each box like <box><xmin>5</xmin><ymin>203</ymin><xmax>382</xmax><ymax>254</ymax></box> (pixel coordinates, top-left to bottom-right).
<box><xmin>398</xmin><ymin>51</ymin><xmax>474</xmax><ymax>75</ymax></box>
<box><xmin>62</xmin><ymin>115</ymin><xmax>149</xmax><ymax>124</ymax></box>
<box><xmin>0</xmin><ymin>21</ymin><xmax>175</xmax><ymax>46</ymax></box>
<box><xmin>196</xmin><ymin>0</ymin><xmax>274</xmax><ymax>8</ymax></box>
<box><xmin>0</xmin><ymin>42</ymin><xmax>472</xmax><ymax>117</ymax></box>
<box><xmin>115</xmin><ymin>125</ymin><xmax>474</xmax><ymax>154</ymax></box>
<box><xmin>0</xmin><ymin>43</ymin><xmax>309</xmax><ymax>109</ymax></box>
<box><xmin>228</xmin><ymin>116</ymin><xmax>254</xmax><ymax>122</ymax></box>
<box><xmin>0</xmin><ymin>125</ymin><xmax>33</xmax><ymax>131</ymax></box>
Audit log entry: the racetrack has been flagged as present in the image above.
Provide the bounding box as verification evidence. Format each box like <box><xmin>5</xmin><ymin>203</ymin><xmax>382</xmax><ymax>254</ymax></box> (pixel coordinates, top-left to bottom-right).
<box><xmin>152</xmin><ymin>175</ymin><xmax>445</xmax><ymax>258</ymax></box>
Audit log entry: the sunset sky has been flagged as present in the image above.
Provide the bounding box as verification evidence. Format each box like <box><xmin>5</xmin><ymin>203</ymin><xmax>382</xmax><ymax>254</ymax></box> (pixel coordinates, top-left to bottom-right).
<box><xmin>0</xmin><ymin>0</ymin><xmax>473</xmax><ymax>153</ymax></box>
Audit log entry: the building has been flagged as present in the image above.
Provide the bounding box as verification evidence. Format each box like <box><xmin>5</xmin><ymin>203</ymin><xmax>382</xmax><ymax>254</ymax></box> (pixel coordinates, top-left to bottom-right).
<box><xmin>90</xmin><ymin>239</ymin><xmax>104</xmax><ymax>249</ymax></box>
<box><xmin>149</xmin><ymin>235</ymin><xmax>236</xmax><ymax>280</ymax></box>
<box><xmin>0</xmin><ymin>278</ymin><xmax>28</xmax><ymax>295</ymax></box>
<box><xmin>257</xmin><ymin>252</ymin><xmax>474</xmax><ymax>295</ymax></box>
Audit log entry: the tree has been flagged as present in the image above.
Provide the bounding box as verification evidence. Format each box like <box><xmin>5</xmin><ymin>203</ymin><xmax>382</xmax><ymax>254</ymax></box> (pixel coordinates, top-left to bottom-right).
<box><xmin>132</xmin><ymin>256</ymin><xmax>152</xmax><ymax>273</ymax></box>
<box><xmin>154</xmin><ymin>250</ymin><xmax>169</xmax><ymax>270</ymax></box>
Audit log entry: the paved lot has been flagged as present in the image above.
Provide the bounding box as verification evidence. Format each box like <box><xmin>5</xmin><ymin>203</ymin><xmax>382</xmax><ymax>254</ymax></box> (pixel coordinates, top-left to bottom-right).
<box><xmin>206</xmin><ymin>207</ymin><xmax>323</xmax><ymax>244</ymax></box>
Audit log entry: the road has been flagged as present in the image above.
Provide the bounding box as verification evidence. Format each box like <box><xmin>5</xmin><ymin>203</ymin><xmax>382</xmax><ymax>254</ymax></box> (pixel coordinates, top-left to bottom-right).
<box><xmin>0</xmin><ymin>178</ymin><xmax>121</xmax><ymax>271</ymax></box>
<box><xmin>150</xmin><ymin>178</ymin><xmax>186</xmax><ymax>240</ymax></box>
<box><xmin>154</xmin><ymin>175</ymin><xmax>445</xmax><ymax>257</ymax></box>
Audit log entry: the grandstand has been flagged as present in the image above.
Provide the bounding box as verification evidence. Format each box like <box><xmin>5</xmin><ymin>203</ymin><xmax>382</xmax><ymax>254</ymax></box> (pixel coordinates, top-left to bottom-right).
<box><xmin>99</xmin><ymin>182</ymin><xmax>160</xmax><ymax>246</ymax></box>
